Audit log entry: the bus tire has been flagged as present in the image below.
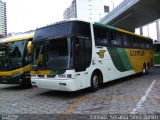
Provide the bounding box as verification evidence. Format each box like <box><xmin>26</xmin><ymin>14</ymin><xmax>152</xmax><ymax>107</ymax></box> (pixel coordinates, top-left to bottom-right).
<box><xmin>90</xmin><ymin>72</ymin><xmax>100</xmax><ymax>92</ymax></box>
<box><xmin>142</xmin><ymin>63</ymin><xmax>149</xmax><ymax>75</ymax></box>
<box><xmin>20</xmin><ymin>77</ymin><xmax>32</xmax><ymax>87</ymax></box>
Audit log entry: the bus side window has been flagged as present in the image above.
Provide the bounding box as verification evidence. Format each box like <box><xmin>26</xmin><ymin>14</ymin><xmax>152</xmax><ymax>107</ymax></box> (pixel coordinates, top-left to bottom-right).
<box><xmin>93</xmin><ymin>25</ymin><xmax>109</xmax><ymax>46</ymax></box>
<box><xmin>115</xmin><ymin>33</ymin><xmax>122</xmax><ymax>46</ymax></box>
<box><xmin>110</xmin><ymin>31</ymin><xmax>122</xmax><ymax>46</ymax></box>
<box><xmin>145</xmin><ymin>41</ymin><xmax>150</xmax><ymax>49</ymax></box>
<box><xmin>139</xmin><ymin>39</ymin><xmax>145</xmax><ymax>49</ymax></box>
<box><xmin>132</xmin><ymin>37</ymin><xmax>139</xmax><ymax>48</ymax></box>
<box><xmin>145</xmin><ymin>39</ymin><xmax>153</xmax><ymax>50</ymax></box>
<box><xmin>110</xmin><ymin>32</ymin><xmax>116</xmax><ymax>45</ymax></box>
<box><xmin>150</xmin><ymin>41</ymin><xmax>153</xmax><ymax>49</ymax></box>
<box><xmin>102</xmin><ymin>29</ymin><xmax>109</xmax><ymax>45</ymax></box>
<box><xmin>122</xmin><ymin>34</ymin><xmax>131</xmax><ymax>47</ymax></box>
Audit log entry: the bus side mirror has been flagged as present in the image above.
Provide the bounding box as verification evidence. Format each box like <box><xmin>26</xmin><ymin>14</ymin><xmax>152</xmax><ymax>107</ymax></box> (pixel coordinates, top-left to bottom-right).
<box><xmin>27</xmin><ymin>41</ymin><xmax>32</xmax><ymax>54</ymax></box>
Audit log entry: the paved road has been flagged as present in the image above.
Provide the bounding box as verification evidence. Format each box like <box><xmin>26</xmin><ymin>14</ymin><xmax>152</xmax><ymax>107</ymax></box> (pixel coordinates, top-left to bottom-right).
<box><xmin>0</xmin><ymin>67</ymin><xmax>160</xmax><ymax>120</ymax></box>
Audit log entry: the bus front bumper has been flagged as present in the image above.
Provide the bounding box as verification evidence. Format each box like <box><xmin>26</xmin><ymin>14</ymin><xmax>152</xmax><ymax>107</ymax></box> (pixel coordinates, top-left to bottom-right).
<box><xmin>0</xmin><ymin>72</ymin><xmax>31</xmax><ymax>85</ymax></box>
<box><xmin>0</xmin><ymin>75</ymin><xmax>21</xmax><ymax>84</ymax></box>
<box><xmin>31</xmin><ymin>78</ymin><xmax>79</xmax><ymax>91</ymax></box>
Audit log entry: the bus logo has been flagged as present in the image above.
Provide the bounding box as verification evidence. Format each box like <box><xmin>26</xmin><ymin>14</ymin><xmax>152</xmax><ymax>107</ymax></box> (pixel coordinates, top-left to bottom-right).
<box><xmin>130</xmin><ymin>50</ymin><xmax>145</xmax><ymax>56</ymax></box>
<box><xmin>97</xmin><ymin>50</ymin><xmax>106</xmax><ymax>58</ymax></box>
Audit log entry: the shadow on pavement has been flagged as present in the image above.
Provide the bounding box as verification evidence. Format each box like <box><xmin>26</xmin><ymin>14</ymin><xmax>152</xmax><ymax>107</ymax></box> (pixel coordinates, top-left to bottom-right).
<box><xmin>0</xmin><ymin>84</ymin><xmax>33</xmax><ymax>91</ymax></box>
<box><xmin>38</xmin><ymin>88</ymin><xmax>90</xmax><ymax>99</ymax></box>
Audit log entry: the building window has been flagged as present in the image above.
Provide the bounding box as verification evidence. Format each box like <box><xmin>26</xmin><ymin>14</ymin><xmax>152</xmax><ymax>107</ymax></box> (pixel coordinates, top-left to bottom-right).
<box><xmin>104</xmin><ymin>5</ymin><xmax>109</xmax><ymax>13</ymax></box>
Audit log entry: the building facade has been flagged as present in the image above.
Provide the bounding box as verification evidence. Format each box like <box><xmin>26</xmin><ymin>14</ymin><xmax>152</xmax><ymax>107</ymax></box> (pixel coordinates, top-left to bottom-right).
<box><xmin>0</xmin><ymin>0</ymin><xmax>7</xmax><ymax>37</ymax></box>
<box><xmin>63</xmin><ymin>0</ymin><xmax>109</xmax><ymax>22</ymax></box>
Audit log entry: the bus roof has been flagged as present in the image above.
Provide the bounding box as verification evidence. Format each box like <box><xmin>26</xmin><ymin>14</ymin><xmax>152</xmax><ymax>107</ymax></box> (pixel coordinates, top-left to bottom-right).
<box><xmin>94</xmin><ymin>22</ymin><xmax>152</xmax><ymax>40</ymax></box>
<box><xmin>2</xmin><ymin>33</ymin><xmax>34</xmax><ymax>43</ymax></box>
<box><xmin>33</xmin><ymin>19</ymin><xmax>152</xmax><ymax>42</ymax></box>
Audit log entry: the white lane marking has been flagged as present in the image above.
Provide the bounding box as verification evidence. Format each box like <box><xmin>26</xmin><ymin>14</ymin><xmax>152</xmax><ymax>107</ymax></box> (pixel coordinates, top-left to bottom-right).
<box><xmin>131</xmin><ymin>80</ymin><xmax>156</xmax><ymax>114</ymax></box>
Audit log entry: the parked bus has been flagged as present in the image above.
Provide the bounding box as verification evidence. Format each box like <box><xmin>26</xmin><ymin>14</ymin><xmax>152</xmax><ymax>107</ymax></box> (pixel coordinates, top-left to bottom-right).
<box><xmin>154</xmin><ymin>42</ymin><xmax>160</xmax><ymax>66</ymax></box>
<box><xmin>31</xmin><ymin>20</ymin><xmax>153</xmax><ymax>91</ymax></box>
<box><xmin>0</xmin><ymin>33</ymin><xmax>34</xmax><ymax>86</ymax></box>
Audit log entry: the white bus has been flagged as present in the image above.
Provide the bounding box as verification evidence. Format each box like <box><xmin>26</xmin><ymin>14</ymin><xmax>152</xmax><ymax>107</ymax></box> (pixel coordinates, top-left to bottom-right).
<box><xmin>31</xmin><ymin>20</ymin><xmax>153</xmax><ymax>91</ymax></box>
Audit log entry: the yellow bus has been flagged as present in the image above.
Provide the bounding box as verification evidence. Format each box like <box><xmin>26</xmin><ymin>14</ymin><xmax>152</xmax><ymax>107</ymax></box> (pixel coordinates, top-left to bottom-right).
<box><xmin>31</xmin><ymin>20</ymin><xmax>153</xmax><ymax>91</ymax></box>
<box><xmin>0</xmin><ymin>33</ymin><xmax>33</xmax><ymax>86</ymax></box>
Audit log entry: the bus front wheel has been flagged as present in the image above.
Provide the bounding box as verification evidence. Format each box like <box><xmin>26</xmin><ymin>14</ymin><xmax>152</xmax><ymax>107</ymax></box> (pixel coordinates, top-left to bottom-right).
<box><xmin>90</xmin><ymin>72</ymin><xmax>100</xmax><ymax>92</ymax></box>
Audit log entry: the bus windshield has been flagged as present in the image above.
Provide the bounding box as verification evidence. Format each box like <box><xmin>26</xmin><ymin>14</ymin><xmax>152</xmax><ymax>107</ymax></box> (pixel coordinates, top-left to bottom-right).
<box><xmin>0</xmin><ymin>43</ymin><xmax>6</xmax><ymax>57</ymax></box>
<box><xmin>33</xmin><ymin>37</ymin><xmax>72</xmax><ymax>70</ymax></box>
<box><xmin>0</xmin><ymin>40</ymin><xmax>27</xmax><ymax>71</ymax></box>
<box><xmin>0</xmin><ymin>43</ymin><xmax>7</xmax><ymax>70</ymax></box>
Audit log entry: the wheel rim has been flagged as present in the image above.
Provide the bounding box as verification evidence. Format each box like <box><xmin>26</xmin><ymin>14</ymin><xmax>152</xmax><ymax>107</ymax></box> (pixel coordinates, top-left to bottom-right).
<box><xmin>93</xmin><ymin>75</ymin><xmax>99</xmax><ymax>88</ymax></box>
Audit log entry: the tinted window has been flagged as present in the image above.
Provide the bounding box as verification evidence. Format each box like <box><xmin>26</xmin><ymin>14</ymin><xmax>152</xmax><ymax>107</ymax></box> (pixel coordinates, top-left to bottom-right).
<box><xmin>132</xmin><ymin>37</ymin><xmax>139</xmax><ymax>48</ymax></box>
<box><xmin>122</xmin><ymin>34</ymin><xmax>132</xmax><ymax>47</ymax></box>
<box><xmin>33</xmin><ymin>22</ymin><xmax>72</xmax><ymax>43</ymax></box>
<box><xmin>139</xmin><ymin>39</ymin><xmax>145</xmax><ymax>48</ymax></box>
<box><xmin>75</xmin><ymin>21</ymin><xmax>91</xmax><ymax>38</ymax></box>
<box><xmin>93</xmin><ymin>25</ymin><xmax>109</xmax><ymax>46</ymax></box>
<box><xmin>146</xmin><ymin>41</ymin><xmax>150</xmax><ymax>49</ymax></box>
<box><xmin>33</xmin><ymin>21</ymin><xmax>91</xmax><ymax>43</ymax></box>
<box><xmin>145</xmin><ymin>40</ymin><xmax>153</xmax><ymax>49</ymax></box>
<box><xmin>110</xmin><ymin>31</ymin><xmax>122</xmax><ymax>46</ymax></box>
<box><xmin>73</xmin><ymin>38</ymin><xmax>92</xmax><ymax>72</ymax></box>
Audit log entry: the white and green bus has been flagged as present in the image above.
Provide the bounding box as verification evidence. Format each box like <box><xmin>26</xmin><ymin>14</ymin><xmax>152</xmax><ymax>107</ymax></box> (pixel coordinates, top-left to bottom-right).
<box><xmin>31</xmin><ymin>20</ymin><xmax>153</xmax><ymax>91</ymax></box>
<box><xmin>154</xmin><ymin>42</ymin><xmax>160</xmax><ymax>66</ymax></box>
<box><xmin>0</xmin><ymin>33</ymin><xmax>33</xmax><ymax>86</ymax></box>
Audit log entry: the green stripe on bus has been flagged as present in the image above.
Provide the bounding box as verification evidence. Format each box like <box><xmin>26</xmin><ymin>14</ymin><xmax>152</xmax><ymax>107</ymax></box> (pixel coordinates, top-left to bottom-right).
<box><xmin>107</xmin><ymin>47</ymin><xmax>133</xmax><ymax>72</ymax></box>
<box><xmin>94</xmin><ymin>22</ymin><xmax>116</xmax><ymax>31</ymax></box>
<box><xmin>94</xmin><ymin>22</ymin><xmax>150</xmax><ymax>39</ymax></box>
<box><xmin>117</xmin><ymin>48</ymin><xmax>133</xmax><ymax>70</ymax></box>
<box><xmin>107</xmin><ymin>47</ymin><xmax>126</xmax><ymax>72</ymax></box>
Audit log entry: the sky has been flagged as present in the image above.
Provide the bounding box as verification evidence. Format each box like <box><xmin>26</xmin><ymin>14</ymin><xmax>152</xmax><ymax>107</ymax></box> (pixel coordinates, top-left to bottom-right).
<box><xmin>5</xmin><ymin>0</ymin><xmax>73</xmax><ymax>33</ymax></box>
<box><xmin>5</xmin><ymin>0</ymin><xmax>123</xmax><ymax>33</ymax></box>
<box><xmin>4</xmin><ymin>0</ymin><xmax>157</xmax><ymax>40</ymax></box>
